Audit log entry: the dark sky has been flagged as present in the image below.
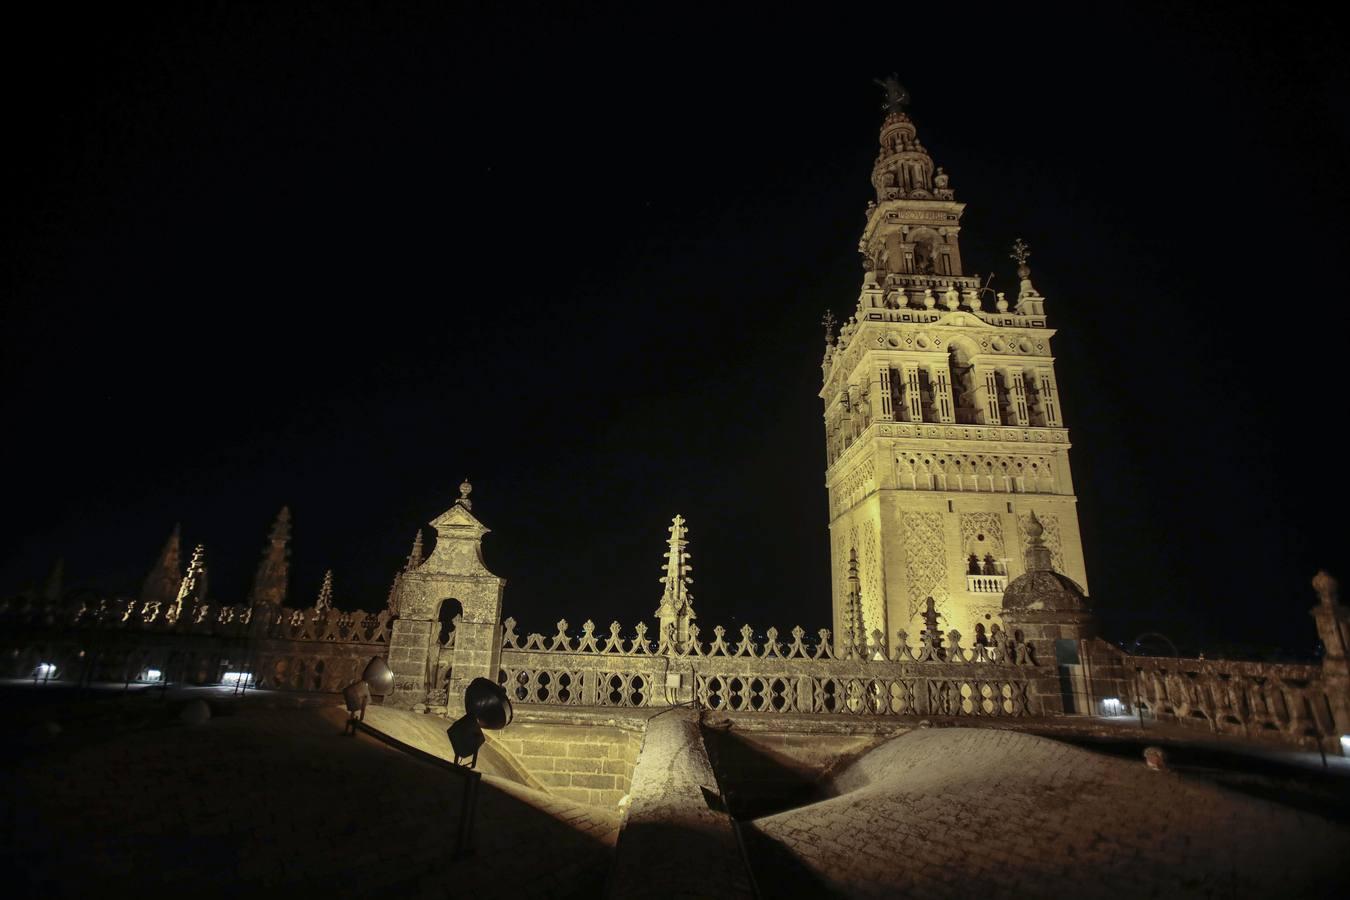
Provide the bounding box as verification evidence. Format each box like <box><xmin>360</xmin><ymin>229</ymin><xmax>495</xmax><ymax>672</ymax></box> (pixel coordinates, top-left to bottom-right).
<box><xmin>4</xmin><ymin>3</ymin><xmax>1347</xmax><ymax>659</ymax></box>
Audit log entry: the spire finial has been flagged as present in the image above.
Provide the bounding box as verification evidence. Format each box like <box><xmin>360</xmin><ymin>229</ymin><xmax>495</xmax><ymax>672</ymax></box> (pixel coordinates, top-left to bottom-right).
<box><xmin>457</xmin><ymin>478</ymin><xmax>473</xmax><ymax>510</ymax></box>
<box><xmin>822</xmin><ymin>309</ymin><xmax>837</xmax><ymax>346</ymax></box>
<box><xmin>1024</xmin><ymin>512</ymin><xmax>1053</xmax><ymax>572</ymax></box>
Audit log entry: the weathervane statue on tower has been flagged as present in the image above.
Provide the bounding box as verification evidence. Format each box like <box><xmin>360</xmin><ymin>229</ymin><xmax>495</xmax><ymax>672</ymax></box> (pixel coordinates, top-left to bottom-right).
<box><xmin>1010</xmin><ymin>238</ymin><xmax>1038</xmax><ymax>299</ymax></box>
<box><xmin>873</xmin><ymin>75</ymin><xmax>910</xmax><ymax>116</ymax></box>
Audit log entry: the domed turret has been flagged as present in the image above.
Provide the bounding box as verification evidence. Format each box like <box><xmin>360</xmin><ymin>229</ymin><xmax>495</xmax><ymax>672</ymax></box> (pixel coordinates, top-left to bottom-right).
<box><xmin>1002</xmin><ymin>511</ymin><xmax>1088</xmax><ymax>614</ymax></box>
<box><xmin>1001</xmin><ymin>511</ymin><xmax>1093</xmax><ymax>637</ymax></box>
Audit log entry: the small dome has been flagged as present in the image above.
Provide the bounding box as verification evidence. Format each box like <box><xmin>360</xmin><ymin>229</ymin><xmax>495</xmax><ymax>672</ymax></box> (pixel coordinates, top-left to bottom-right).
<box><xmin>1002</xmin><ymin>570</ymin><xmax>1088</xmax><ymax>613</ymax></box>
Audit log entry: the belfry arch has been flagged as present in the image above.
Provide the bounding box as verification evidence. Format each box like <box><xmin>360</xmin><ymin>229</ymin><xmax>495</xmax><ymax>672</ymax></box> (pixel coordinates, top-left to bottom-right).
<box><xmin>386</xmin><ymin>483</ymin><xmax>506</xmax><ymax>715</ymax></box>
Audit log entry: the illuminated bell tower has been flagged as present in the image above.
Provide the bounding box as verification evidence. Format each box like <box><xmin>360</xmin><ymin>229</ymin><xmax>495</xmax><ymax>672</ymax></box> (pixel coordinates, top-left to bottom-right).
<box><xmin>820</xmin><ymin>79</ymin><xmax>1089</xmax><ymax>654</ymax></box>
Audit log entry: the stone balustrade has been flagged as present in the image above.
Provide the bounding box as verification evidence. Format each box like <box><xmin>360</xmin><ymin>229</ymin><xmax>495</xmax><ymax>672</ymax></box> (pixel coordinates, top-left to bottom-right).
<box><xmin>499</xmin><ymin>616</ymin><xmax>1038</xmax><ymax>718</ymax></box>
<box><xmin>0</xmin><ymin>594</ymin><xmax>391</xmax><ymax>693</ymax></box>
<box><xmin>1124</xmin><ymin>654</ymin><xmax>1336</xmax><ymax>747</ymax></box>
<box><xmin>0</xmin><ymin>595</ymin><xmax>391</xmax><ymax>644</ymax></box>
<box><xmin>966</xmin><ymin>574</ymin><xmax>1008</xmax><ymax>594</ymax></box>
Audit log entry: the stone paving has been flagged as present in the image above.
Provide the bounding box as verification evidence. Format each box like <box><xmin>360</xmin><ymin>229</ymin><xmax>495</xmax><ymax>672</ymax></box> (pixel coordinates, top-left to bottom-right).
<box><xmin>744</xmin><ymin>726</ymin><xmax>1350</xmax><ymax>899</ymax></box>
<box><xmin>2</xmin><ymin>689</ymin><xmax>618</xmax><ymax>899</ymax></box>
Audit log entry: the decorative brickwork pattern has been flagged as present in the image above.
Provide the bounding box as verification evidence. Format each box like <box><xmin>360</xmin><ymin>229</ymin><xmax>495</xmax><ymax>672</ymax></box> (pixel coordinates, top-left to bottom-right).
<box><xmin>859</xmin><ymin>519</ymin><xmax>884</xmax><ymax>641</ymax></box>
<box><xmin>959</xmin><ymin>512</ymin><xmax>1004</xmax><ymax>558</ymax></box>
<box><xmin>902</xmin><ymin>511</ymin><xmax>948</xmax><ymax>620</ymax></box>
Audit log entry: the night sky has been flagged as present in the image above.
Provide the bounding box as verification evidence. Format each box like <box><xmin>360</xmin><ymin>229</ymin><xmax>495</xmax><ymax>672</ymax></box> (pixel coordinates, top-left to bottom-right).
<box><xmin>4</xmin><ymin>4</ymin><xmax>1346</xmax><ymax>659</ymax></box>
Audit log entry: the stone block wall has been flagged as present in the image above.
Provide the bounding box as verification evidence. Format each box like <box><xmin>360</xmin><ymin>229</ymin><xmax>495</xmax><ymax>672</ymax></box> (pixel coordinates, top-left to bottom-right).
<box><xmin>444</xmin><ymin>619</ymin><xmax>501</xmax><ymax>716</ymax></box>
<box><xmin>387</xmin><ymin>618</ymin><xmax>434</xmax><ymax>708</ymax></box>
<box><xmin>490</xmin><ymin>719</ymin><xmax>643</xmax><ymax>809</ymax></box>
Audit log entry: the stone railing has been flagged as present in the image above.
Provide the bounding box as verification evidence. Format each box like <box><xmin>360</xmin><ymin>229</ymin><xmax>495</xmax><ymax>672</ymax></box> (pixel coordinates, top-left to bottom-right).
<box><xmin>0</xmin><ymin>595</ymin><xmax>392</xmax><ymax>644</ymax></box>
<box><xmin>966</xmin><ymin>574</ymin><xmax>1008</xmax><ymax>594</ymax></box>
<box><xmin>499</xmin><ymin>617</ymin><xmax>1039</xmax><ymax>718</ymax></box>
<box><xmin>1124</xmin><ymin>655</ymin><xmax>1337</xmax><ymax>747</ymax></box>
<box><xmin>0</xmin><ymin>595</ymin><xmax>391</xmax><ymax>693</ymax></box>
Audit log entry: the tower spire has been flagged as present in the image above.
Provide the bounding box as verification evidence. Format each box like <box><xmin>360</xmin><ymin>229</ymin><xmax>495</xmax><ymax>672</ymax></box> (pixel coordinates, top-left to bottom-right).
<box><xmin>869</xmin><ymin>80</ymin><xmax>952</xmax><ymax>206</ymax></box>
<box><xmin>141</xmin><ymin>524</ymin><xmax>183</xmax><ymax>608</ymax></box>
<box><xmin>654</xmin><ymin>514</ymin><xmax>695</xmax><ymax>646</ymax></box>
<box><xmin>249</xmin><ymin>506</ymin><xmax>291</xmax><ymax>608</ymax></box>
<box><xmin>856</xmin><ymin>80</ymin><xmax>965</xmax><ymax>292</ymax></box>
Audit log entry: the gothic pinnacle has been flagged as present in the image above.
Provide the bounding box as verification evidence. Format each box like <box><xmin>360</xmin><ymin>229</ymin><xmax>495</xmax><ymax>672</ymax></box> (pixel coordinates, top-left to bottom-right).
<box><xmin>141</xmin><ymin>524</ymin><xmax>183</xmax><ymax>607</ymax></box>
<box><xmin>655</xmin><ymin>514</ymin><xmax>695</xmax><ymax>639</ymax></box>
<box><xmin>315</xmin><ymin>569</ymin><xmax>334</xmax><ymax>611</ymax></box>
<box><xmin>42</xmin><ymin>558</ymin><xmax>64</xmax><ymax>605</ymax></box>
<box><xmin>846</xmin><ymin>548</ymin><xmax>864</xmax><ymax>650</ymax></box>
<box><xmin>249</xmin><ymin>507</ymin><xmax>292</xmax><ymax>607</ymax></box>
<box><xmin>406</xmin><ymin>529</ymin><xmax>425</xmax><ymax>571</ymax></box>
<box><xmin>175</xmin><ymin>543</ymin><xmax>208</xmax><ymax>611</ymax></box>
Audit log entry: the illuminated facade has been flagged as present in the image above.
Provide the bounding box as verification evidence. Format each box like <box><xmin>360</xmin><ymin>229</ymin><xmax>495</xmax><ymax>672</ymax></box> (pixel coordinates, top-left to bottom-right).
<box><xmin>821</xmin><ymin>90</ymin><xmax>1089</xmax><ymax>653</ymax></box>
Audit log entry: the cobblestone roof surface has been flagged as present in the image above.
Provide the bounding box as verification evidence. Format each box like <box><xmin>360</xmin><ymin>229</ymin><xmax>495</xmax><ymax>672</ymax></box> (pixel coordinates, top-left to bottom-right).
<box><xmin>745</xmin><ymin>726</ymin><xmax>1350</xmax><ymax>899</ymax></box>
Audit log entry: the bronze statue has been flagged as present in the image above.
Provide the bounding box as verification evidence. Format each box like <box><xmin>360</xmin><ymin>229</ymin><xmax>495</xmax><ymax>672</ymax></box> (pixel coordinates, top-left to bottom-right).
<box><xmin>874</xmin><ymin>75</ymin><xmax>910</xmax><ymax>116</ymax></box>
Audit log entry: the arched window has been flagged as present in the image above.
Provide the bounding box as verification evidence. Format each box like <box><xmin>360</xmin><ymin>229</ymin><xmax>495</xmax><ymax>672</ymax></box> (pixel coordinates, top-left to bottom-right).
<box><xmin>437</xmin><ymin>598</ymin><xmax>464</xmax><ymax>646</ymax></box>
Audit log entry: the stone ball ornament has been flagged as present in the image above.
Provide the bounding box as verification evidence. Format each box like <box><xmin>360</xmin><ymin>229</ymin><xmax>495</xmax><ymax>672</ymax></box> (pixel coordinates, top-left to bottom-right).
<box><xmin>447</xmin><ymin>677</ymin><xmax>514</xmax><ymax>768</ymax></box>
